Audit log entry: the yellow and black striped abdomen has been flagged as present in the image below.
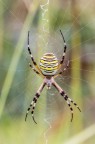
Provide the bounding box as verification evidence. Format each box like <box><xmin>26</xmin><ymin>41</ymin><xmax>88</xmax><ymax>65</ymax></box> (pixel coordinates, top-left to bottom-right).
<box><xmin>39</xmin><ymin>53</ymin><xmax>58</xmax><ymax>76</ymax></box>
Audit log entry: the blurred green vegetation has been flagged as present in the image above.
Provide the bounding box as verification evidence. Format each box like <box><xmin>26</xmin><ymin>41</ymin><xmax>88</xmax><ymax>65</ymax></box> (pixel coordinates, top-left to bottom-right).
<box><xmin>0</xmin><ymin>0</ymin><xmax>95</xmax><ymax>144</ymax></box>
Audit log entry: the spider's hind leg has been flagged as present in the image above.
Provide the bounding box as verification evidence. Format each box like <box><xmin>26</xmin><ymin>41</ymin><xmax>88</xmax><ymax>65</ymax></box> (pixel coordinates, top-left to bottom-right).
<box><xmin>25</xmin><ymin>93</ymin><xmax>40</xmax><ymax>123</ymax></box>
<box><xmin>25</xmin><ymin>82</ymin><xmax>46</xmax><ymax>124</ymax></box>
<box><xmin>61</xmin><ymin>91</ymin><xmax>74</xmax><ymax>122</ymax></box>
<box><xmin>68</xmin><ymin>97</ymin><xmax>81</xmax><ymax>112</ymax></box>
<box><xmin>25</xmin><ymin>97</ymin><xmax>35</xmax><ymax>122</ymax></box>
<box><xmin>52</xmin><ymin>80</ymin><xmax>81</xmax><ymax>122</ymax></box>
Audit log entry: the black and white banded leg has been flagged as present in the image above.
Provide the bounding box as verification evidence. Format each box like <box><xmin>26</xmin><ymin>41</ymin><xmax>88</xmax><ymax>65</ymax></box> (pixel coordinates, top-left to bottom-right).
<box><xmin>58</xmin><ymin>30</ymin><xmax>67</xmax><ymax>70</ymax></box>
<box><xmin>29</xmin><ymin>63</ymin><xmax>43</xmax><ymax>77</ymax></box>
<box><xmin>54</xmin><ymin>60</ymin><xmax>70</xmax><ymax>78</ymax></box>
<box><xmin>27</xmin><ymin>31</ymin><xmax>43</xmax><ymax>76</ymax></box>
<box><xmin>67</xmin><ymin>97</ymin><xmax>81</xmax><ymax>112</ymax></box>
<box><xmin>52</xmin><ymin>80</ymin><xmax>81</xmax><ymax>122</ymax></box>
<box><xmin>31</xmin><ymin>93</ymin><xmax>40</xmax><ymax>124</ymax></box>
<box><xmin>25</xmin><ymin>82</ymin><xmax>46</xmax><ymax>124</ymax></box>
<box><xmin>61</xmin><ymin>91</ymin><xmax>74</xmax><ymax>121</ymax></box>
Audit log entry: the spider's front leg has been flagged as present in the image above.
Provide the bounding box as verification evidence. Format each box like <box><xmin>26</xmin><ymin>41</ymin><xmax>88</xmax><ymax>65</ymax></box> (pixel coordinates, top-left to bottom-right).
<box><xmin>58</xmin><ymin>30</ymin><xmax>67</xmax><ymax>70</ymax></box>
<box><xmin>27</xmin><ymin>31</ymin><xmax>43</xmax><ymax>77</ymax></box>
<box><xmin>52</xmin><ymin>80</ymin><xmax>81</xmax><ymax>122</ymax></box>
<box><xmin>25</xmin><ymin>82</ymin><xmax>46</xmax><ymax>124</ymax></box>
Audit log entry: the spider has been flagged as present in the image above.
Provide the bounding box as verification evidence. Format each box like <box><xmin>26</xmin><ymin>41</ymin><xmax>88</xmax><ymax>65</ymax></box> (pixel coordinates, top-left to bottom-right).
<box><xmin>25</xmin><ymin>30</ymin><xmax>81</xmax><ymax>124</ymax></box>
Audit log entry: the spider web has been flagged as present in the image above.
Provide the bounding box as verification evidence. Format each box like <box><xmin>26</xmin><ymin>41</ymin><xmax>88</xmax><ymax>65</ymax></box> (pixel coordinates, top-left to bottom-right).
<box><xmin>0</xmin><ymin>0</ymin><xmax>95</xmax><ymax>144</ymax></box>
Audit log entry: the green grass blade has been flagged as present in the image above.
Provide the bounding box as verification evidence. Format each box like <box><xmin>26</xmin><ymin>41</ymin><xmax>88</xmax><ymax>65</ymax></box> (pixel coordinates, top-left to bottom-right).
<box><xmin>0</xmin><ymin>3</ymin><xmax>39</xmax><ymax>118</ymax></box>
<box><xmin>64</xmin><ymin>124</ymin><xmax>95</xmax><ymax>144</ymax></box>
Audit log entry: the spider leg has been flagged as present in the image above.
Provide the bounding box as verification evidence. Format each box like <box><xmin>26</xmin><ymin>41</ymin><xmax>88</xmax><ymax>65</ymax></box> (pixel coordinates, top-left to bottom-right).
<box><xmin>25</xmin><ymin>99</ymin><xmax>35</xmax><ymax>121</ymax></box>
<box><xmin>52</xmin><ymin>79</ymin><xmax>81</xmax><ymax>122</ymax></box>
<box><xmin>29</xmin><ymin>63</ymin><xmax>44</xmax><ymax>78</ymax></box>
<box><xmin>68</xmin><ymin>97</ymin><xmax>81</xmax><ymax>112</ymax></box>
<box><xmin>54</xmin><ymin>60</ymin><xmax>69</xmax><ymax>78</ymax></box>
<box><xmin>27</xmin><ymin>31</ymin><xmax>43</xmax><ymax>76</ymax></box>
<box><xmin>61</xmin><ymin>91</ymin><xmax>74</xmax><ymax>122</ymax></box>
<box><xmin>31</xmin><ymin>93</ymin><xmax>40</xmax><ymax>124</ymax></box>
<box><xmin>25</xmin><ymin>82</ymin><xmax>46</xmax><ymax>124</ymax></box>
<box><xmin>58</xmin><ymin>30</ymin><xmax>67</xmax><ymax>70</ymax></box>
<box><xmin>25</xmin><ymin>93</ymin><xmax>40</xmax><ymax>123</ymax></box>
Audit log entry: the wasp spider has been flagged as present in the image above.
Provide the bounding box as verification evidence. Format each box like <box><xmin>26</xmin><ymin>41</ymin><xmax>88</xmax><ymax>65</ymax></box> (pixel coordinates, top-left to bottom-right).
<box><xmin>25</xmin><ymin>30</ymin><xmax>81</xmax><ymax>124</ymax></box>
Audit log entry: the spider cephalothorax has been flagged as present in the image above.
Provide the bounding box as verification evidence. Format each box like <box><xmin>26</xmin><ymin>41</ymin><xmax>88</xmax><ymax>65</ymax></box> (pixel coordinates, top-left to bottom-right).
<box><xmin>25</xmin><ymin>30</ymin><xmax>81</xmax><ymax>124</ymax></box>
